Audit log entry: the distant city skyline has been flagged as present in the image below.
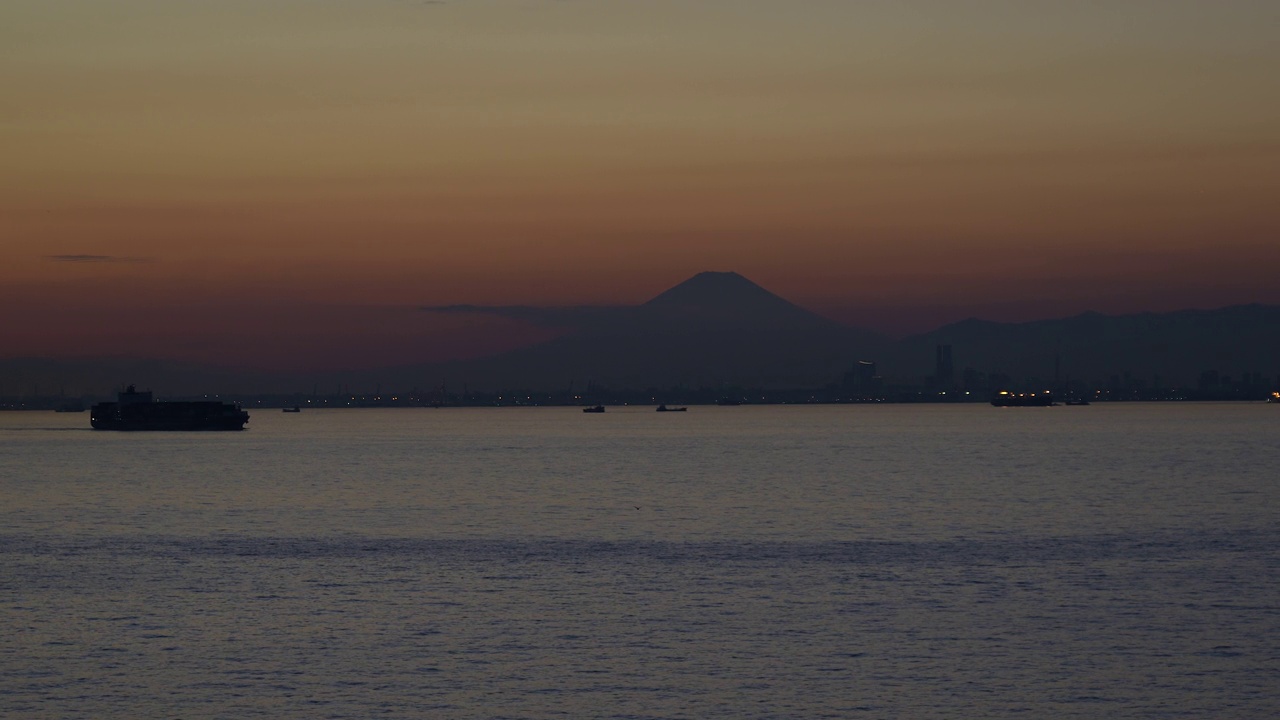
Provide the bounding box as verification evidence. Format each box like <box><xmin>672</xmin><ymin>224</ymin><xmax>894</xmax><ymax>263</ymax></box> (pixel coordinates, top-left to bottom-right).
<box><xmin>4</xmin><ymin>1</ymin><xmax>1278</xmax><ymax>371</ymax></box>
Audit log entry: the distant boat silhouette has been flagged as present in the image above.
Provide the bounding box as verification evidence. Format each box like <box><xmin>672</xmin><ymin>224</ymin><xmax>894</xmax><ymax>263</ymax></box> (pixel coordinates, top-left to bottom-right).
<box><xmin>582</xmin><ymin>405</ymin><xmax>605</xmax><ymax>413</ymax></box>
<box><xmin>282</xmin><ymin>406</ymin><xmax>301</xmax><ymax>413</ymax></box>
<box><xmin>656</xmin><ymin>404</ymin><xmax>687</xmax><ymax>412</ymax></box>
<box><xmin>1063</xmin><ymin>398</ymin><xmax>1091</xmax><ymax>406</ymax></box>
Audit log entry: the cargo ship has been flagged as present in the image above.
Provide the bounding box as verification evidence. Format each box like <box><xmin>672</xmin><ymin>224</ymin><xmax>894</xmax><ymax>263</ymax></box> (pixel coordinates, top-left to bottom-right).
<box><xmin>90</xmin><ymin>385</ymin><xmax>250</xmax><ymax>431</ymax></box>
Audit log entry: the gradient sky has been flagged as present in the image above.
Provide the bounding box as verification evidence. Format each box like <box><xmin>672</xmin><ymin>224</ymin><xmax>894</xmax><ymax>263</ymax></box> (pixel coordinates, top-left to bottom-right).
<box><xmin>4</xmin><ymin>1</ymin><xmax>1278</xmax><ymax>370</ymax></box>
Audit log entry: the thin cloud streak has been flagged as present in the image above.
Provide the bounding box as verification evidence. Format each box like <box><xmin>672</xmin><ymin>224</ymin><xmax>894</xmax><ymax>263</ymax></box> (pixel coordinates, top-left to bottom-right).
<box><xmin>44</xmin><ymin>254</ymin><xmax>155</xmax><ymax>264</ymax></box>
<box><xmin>424</xmin><ymin>304</ymin><xmax>629</xmax><ymax>329</ymax></box>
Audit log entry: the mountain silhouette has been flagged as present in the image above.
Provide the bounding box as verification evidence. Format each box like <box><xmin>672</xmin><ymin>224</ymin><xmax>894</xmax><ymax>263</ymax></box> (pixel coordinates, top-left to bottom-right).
<box><xmin>370</xmin><ymin>271</ymin><xmax>888</xmax><ymax>391</ymax></box>
<box><xmin>645</xmin><ymin>271</ymin><xmax>824</xmax><ymax>319</ymax></box>
<box><xmin>5</xmin><ymin>274</ymin><xmax>1277</xmax><ymax>397</ymax></box>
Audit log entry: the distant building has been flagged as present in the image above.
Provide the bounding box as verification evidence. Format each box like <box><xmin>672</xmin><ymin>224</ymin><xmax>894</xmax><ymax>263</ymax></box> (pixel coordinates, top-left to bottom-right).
<box><xmin>934</xmin><ymin>344</ymin><xmax>954</xmax><ymax>388</ymax></box>
<box><xmin>842</xmin><ymin>360</ymin><xmax>881</xmax><ymax>399</ymax></box>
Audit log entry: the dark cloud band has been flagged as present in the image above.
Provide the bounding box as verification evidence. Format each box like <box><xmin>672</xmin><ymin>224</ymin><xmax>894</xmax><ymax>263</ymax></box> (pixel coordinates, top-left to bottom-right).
<box><xmin>423</xmin><ymin>304</ymin><xmax>628</xmax><ymax>329</ymax></box>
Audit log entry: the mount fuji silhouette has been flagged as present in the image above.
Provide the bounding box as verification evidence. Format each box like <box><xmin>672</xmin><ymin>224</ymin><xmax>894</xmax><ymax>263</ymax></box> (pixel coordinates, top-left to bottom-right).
<box><xmin>394</xmin><ymin>271</ymin><xmax>888</xmax><ymax>391</ymax></box>
<box><xmin>5</xmin><ymin>271</ymin><xmax>1277</xmax><ymax>397</ymax></box>
<box><xmin>629</xmin><ymin>271</ymin><xmax>857</xmax><ymax>335</ymax></box>
<box><xmin>645</xmin><ymin>270</ymin><xmax>819</xmax><ymax>316</ymax></box>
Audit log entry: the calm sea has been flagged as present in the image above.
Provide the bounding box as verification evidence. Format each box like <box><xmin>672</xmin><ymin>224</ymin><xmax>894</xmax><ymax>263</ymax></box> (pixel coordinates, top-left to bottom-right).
<box><xmin>1</xmin><ymin>404</ymin><xmax>1277</xmax><ymax>718</ymax></box>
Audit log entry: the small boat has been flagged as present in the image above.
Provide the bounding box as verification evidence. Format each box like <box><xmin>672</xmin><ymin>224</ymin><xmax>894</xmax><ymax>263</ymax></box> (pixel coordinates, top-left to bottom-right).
<box><xmin>1063</xmin><ymin>398</ymin><xmax>1091</xmax><ymax>406</ymax></box>
<box><xmin>282</xmin><ymin>406</ymin><xmax>301</xmax><ymax>413</ymax></box>
<box><xmin>1268</xmin><ymin>392</ymin><xmax>1280</xmax><ymax>404</ymax></box>
<box><xmin>582</xmin><ymin>405</ymin><xmax>605</xmax><ymax>413</ymax></box>
<box><xmin>656</xmin><ymin>404</ymin><xmax>687</xmax><ymax>412</ymax></box>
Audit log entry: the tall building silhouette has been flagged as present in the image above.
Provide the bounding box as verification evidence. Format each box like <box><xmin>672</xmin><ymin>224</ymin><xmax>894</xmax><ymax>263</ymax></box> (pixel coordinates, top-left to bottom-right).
<box><xmin>935</xmin><ymin>344</ymin><xmax>954</xmax><ymax>387</ymax></box>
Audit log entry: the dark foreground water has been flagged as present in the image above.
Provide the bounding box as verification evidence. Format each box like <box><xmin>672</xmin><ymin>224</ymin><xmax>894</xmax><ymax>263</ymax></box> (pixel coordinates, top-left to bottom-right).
<box><xmin>2</xmin><ymin>404</ymin><xmax>1277</xmax><ymax>718</ymax></box>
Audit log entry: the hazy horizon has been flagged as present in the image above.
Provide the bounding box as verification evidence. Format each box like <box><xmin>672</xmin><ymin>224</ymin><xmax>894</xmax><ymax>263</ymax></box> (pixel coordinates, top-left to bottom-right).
<box><xmin>3</xmin><ymin>269</ymin><xmax>1278</xmax><ymax>376</ymax></box>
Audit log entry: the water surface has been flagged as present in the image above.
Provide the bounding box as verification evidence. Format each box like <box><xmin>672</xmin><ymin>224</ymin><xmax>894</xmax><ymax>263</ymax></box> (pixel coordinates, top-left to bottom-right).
<box><xmin>2</xmin><ymin>404</ymin><xmax>1276</xmax><ymax>718</ymax></box>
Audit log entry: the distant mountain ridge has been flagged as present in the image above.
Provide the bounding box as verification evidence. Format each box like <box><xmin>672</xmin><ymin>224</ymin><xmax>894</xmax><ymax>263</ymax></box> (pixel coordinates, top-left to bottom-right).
<box><xmin>889</xmin><ymin>303</ymin><xmax>1280</xmax><ymax>388</ymax></box>
<box><xmin>3</xmin><ymin>273</ymin><xmax>1278</xmax><ymax>396</ymax></box>
<box><xmin>0</xmin><ymin>356</ymin><xmax>290</xmax><ymax>399</ymax></box>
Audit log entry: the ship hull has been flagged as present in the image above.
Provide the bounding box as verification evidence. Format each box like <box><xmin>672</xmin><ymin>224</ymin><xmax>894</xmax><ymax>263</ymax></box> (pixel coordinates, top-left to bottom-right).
<box><xmin>90</xmin><ymin>401</ymin><xmax>250</xmax><ymax>431</ymax></box>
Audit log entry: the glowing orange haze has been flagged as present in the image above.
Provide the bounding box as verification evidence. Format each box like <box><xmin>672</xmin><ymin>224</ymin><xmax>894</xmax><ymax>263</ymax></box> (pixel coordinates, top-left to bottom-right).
<box><xmin>3</xmin><ymin>1</ymin><xmax>1278</xmax><ymax>370</ymax></box>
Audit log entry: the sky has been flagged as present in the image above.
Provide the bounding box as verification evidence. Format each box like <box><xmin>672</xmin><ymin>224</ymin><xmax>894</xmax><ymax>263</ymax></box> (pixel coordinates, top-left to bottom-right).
<box><xmin>3</xmin><ymin>0</ymin><xmax>1278</xmax><ymax>371</ymax></box>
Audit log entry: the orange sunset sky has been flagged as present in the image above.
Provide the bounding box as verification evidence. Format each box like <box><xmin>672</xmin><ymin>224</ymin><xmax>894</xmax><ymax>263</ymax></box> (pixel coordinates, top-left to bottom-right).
<box><xmin>3</xmin><ymin>1</ymin><xmax>1278</xmax><ymax>371</ymax></box>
